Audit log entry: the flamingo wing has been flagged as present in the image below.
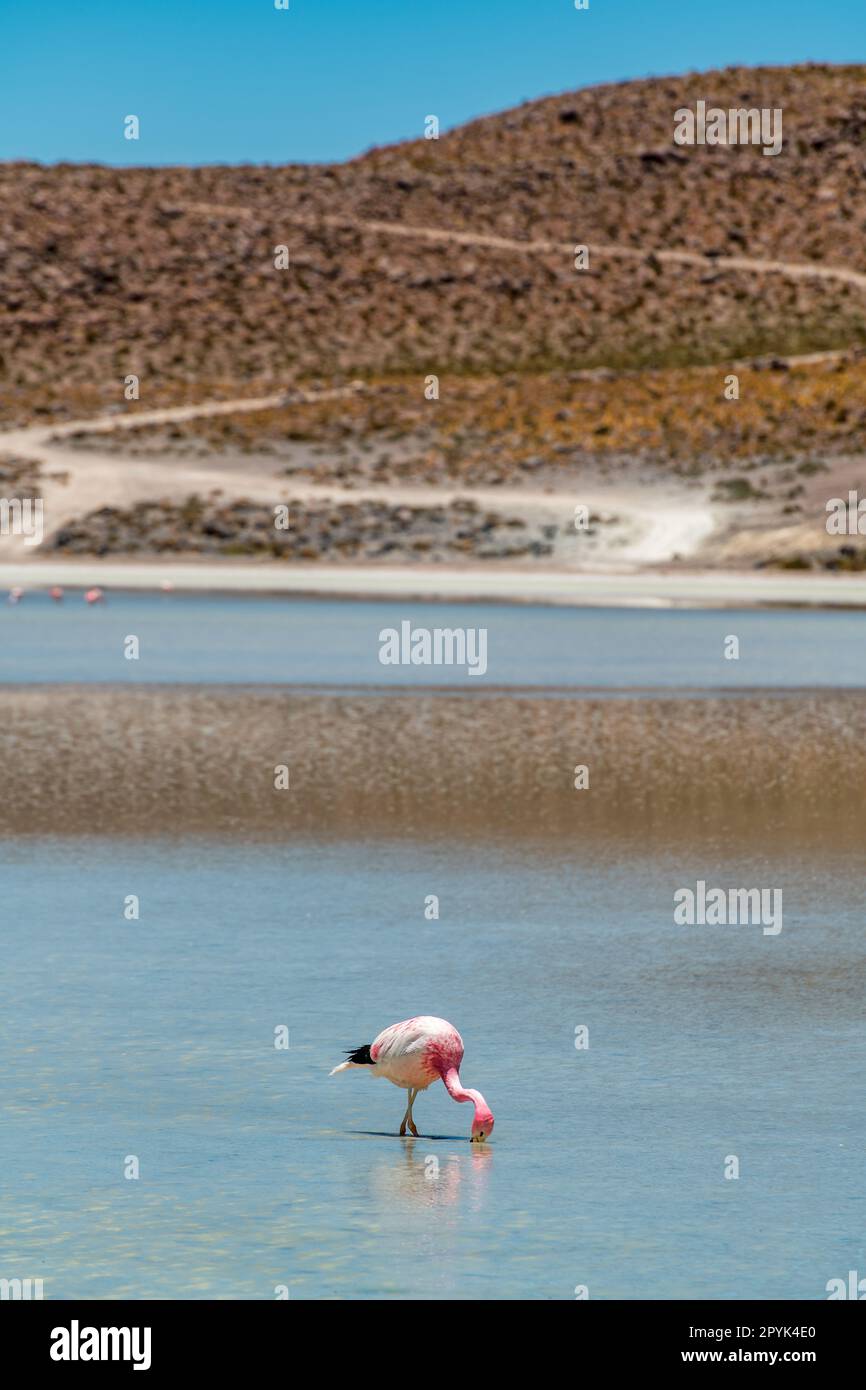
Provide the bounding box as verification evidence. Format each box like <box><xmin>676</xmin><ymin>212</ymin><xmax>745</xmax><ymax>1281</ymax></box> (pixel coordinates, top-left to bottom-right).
<box><xmin>372</xmin><ymin>1016</ymin><xmax>463</xmax><ymax>1066</ymax></box>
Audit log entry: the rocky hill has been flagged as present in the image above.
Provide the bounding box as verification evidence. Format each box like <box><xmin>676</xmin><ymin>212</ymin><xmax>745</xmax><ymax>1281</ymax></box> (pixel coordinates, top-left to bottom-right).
<box><xmin>1</xmin><ymin>64</ymin><xmax>865</xmax><ymax>426</ymax></box>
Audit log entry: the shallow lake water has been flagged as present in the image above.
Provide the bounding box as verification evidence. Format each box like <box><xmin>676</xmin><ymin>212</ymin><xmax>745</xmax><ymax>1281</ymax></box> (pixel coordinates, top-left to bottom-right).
<box><xmin>2</xmin><ymin>836</ymin><xmax>862</xmax><ymax>1300</ymax></box>
<box><xmin>1</xmin><ymin>591</ymin><xmax>866</xmax><ymax>687</ymax></box>
<box><xmin>0</xmin><ymin>597</ymin><xmax>863</xmax><ymax>1299</ymax></box>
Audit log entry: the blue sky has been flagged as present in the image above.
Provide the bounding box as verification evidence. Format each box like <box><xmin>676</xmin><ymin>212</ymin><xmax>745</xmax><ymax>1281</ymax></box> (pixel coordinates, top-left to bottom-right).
<box><xmin>2</xmin><ymin>0</ymin><xmax>863</xmax><ymax>166</ymax></box>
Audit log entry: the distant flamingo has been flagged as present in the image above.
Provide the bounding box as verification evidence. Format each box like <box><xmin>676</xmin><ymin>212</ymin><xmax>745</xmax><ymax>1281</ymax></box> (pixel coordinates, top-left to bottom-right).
<box><xmin>330</xmin><ymin>1015</ymin><xmax>494</xmax><ymax>1141</ymax></box>
<box><xmin>8</xmin><ymin>586</ymin><xmax>24</xmax><ymax>605</ymax></box>
<box><xmin>84</xmin><ymin>587</ymin><xmax>104</xmax><ymax>604</ymax></box>
<box><xmin>50</xmin><ymin>585</ymin><xmax>63</xmax><ymax>602</ymax></box>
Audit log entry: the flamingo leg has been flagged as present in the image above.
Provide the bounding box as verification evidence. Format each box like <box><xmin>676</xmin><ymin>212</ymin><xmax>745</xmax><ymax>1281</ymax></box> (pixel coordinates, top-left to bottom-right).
<box><xmin>407</xmin><ymin>1087</ymin><xmax>419</xmax><ymax>1138</ymax></box>
<box><xmin>399</xmin><ymin>1088</ymin><xmax>419</xmax><ymax>1137</ymax></box>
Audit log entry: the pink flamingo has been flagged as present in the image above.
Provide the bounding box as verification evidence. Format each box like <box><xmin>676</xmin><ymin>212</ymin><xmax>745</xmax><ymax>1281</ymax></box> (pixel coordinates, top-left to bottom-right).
<box><xmin>50</xmin><ymin>585</ymin><xmax>63</xmax><ymax>602</ymax></box>
<box><xmin>8</xmin><ymin>586</ymin><xmax>24</xmax><ymax>605</ymax></box>
<box><xmin>329</xmin><ymin>1015</ymin><xmax>494</xmax><ymax>1141</ymax></box>
<box><xmin>84</xmin><ymin>587</ymin><xmax>104</xmax><ymax>604</ymax></box>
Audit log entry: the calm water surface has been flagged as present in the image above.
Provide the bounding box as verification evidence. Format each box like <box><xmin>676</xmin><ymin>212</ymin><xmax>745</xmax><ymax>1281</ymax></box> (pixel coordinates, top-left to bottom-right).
<box><xmin>1</xmin><ymin>597</ymin><xmax>863</xmax><ymax>1299</ymax></box>
<box><xmin>1</xmin><ymin>592</ymin><xmax>865</xmax><ymax>686</ymax></box>
<box><xmin>1</xmin><ymin>837</ymin><xmax>862</xmax><ymax>1300</ymax></box>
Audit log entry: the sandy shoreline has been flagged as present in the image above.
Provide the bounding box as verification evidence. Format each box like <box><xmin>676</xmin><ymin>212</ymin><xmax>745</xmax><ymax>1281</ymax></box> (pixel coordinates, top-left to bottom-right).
<box><xmin>3</xmin><ymin>557</ymin><xmax>866</xmax><ymax>607</ymax></box>
<box><xmin>2</xmin><ymin>389</ymin><xmax>863</xmax><ymax>608</ymax></box>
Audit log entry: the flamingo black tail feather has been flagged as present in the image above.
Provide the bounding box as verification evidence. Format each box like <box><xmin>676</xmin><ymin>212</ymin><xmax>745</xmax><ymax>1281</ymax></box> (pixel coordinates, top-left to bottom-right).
<box><xmin>329</xmin><ymin>1043</ymin><xmax>374</xmax><ymax>1075</ymax></box>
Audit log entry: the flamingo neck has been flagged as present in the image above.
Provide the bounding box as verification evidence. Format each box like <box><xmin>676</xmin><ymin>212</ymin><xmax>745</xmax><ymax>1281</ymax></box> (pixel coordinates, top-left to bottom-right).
<box><xmin>441</xmin><ymin>1067</ymin><xmax>484</xmax><ymax>1110</ymax></box>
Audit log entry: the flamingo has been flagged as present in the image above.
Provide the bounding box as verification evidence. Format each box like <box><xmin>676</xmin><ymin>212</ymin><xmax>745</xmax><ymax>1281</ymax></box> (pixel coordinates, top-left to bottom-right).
<box><xmin>8</xmin><ymin>586</ymin><xmax>24</xmax><ymax>605</ymax></box>
<box><xmin>329</xmin><ymin>1015</ymin><xmax>494</xmax><ymax>1141</ymax></box>
<box><xmin>49</xmin><ymin>585</ymin><xmax>63</xmax><ymax>602</ymax></box>
<box><xmin>84</xmin><ymin>587</ymin><xmax>104</xmax><ymax>604</ymax></box>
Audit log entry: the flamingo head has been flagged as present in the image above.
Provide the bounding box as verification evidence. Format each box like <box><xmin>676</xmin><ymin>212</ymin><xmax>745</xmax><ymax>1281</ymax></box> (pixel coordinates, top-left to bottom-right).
<box><xmin>469</xmin><ymin>1092</ymin><xmax>494</xmax><ymax>1142</ymax></box>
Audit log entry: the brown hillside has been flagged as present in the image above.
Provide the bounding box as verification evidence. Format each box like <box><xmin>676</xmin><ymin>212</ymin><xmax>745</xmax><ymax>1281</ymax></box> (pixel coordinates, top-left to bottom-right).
<box><xmin>1</xmin><ymin>63</ymin><xmax>864</xmax><ymax>424</ymax></box>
